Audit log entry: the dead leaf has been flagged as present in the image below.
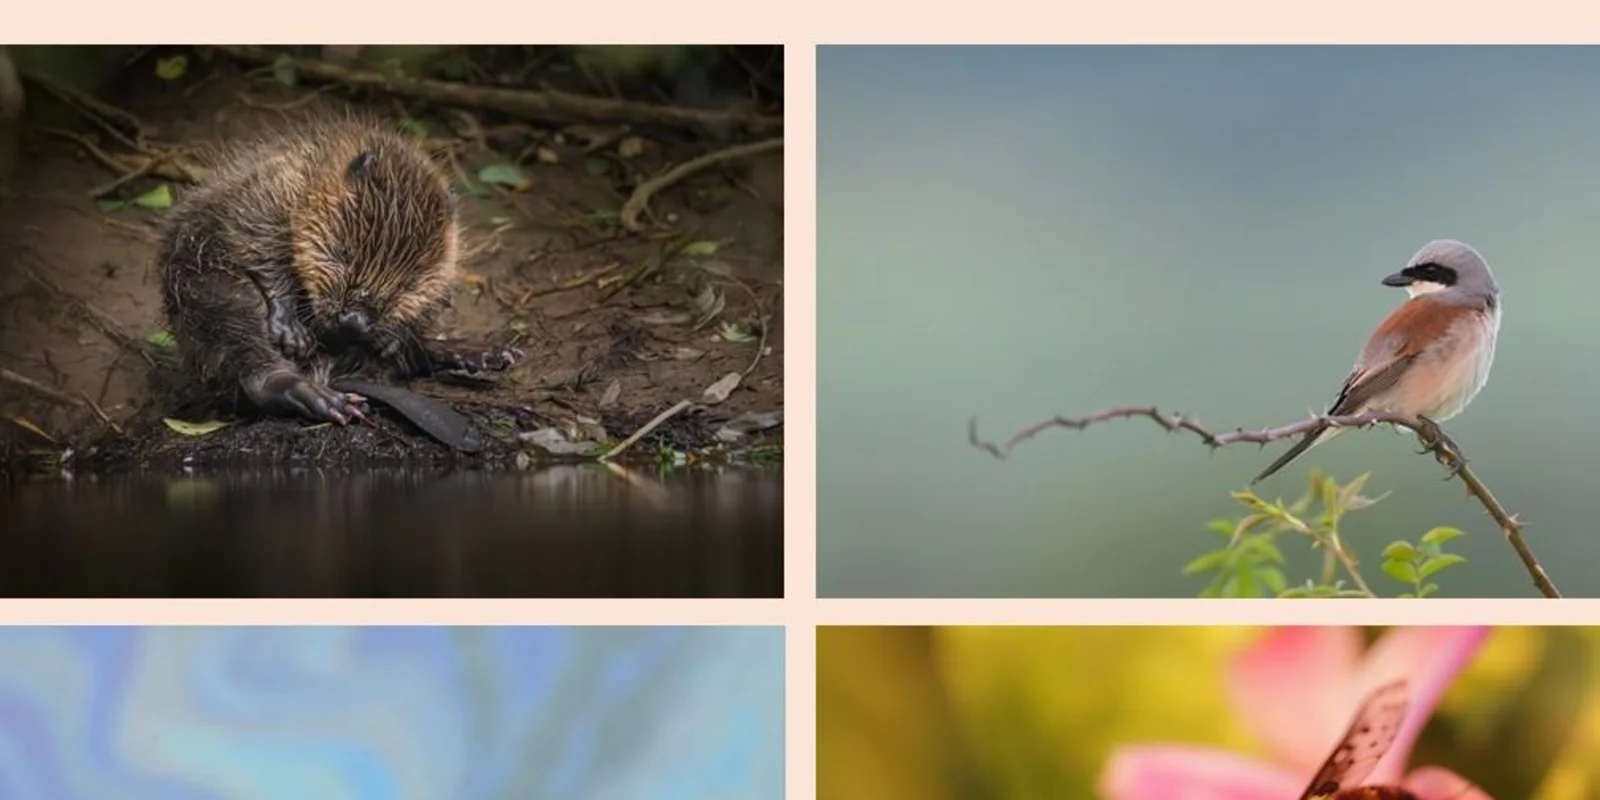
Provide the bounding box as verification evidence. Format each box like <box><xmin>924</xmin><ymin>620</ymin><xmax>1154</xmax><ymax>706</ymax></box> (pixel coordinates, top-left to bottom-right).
<box><xmin>617</xmin><ymin>136</ymin><xmax>646</xmax><ymax>158</ymax></box>
<box><xmin>635</xmin><ymin>309</ymin><xmax>694</xmax><ymax>326</ymax></box>
<box><xmin>692</xmin><ymin>285</ymin><xmax>727</xmax><ymax>329</ymax></box>
<box><xmin>696</xmin><ymin>259</ymin><xmax>737</xmax><ymax>279</ymax></box>
<box><xmin>702</xmin><ymin>372</ymin><xmax>741</xmax><ymax>404</ymax></box>
<box><xmin>576</xmin><ymin>415</ymin><xmax>609</xmax><ymax>443</ymax></box>
<box><xmin>535</xmin><ymin>146</ymin><xmax>561</xmax><ymax>164</ymax></box>
<box><xmin>599</xmin><ymin>379</ymin><xmax>622</xmax><ymax>409</ymax></box>
<box><xmin>564</xmin><ymin>124</ymin><xmax>629</xmax><ymax>153</ymax></box>
<box><xmin>670</xmin><ymin>346</ymin><xmax>705</xmax><ymax>361</ymax></box>
<box><xmin>518</xmin><ymin>427</ymin><xmax>596</xmax><ymax>456</ymax></box>
<box><xmin>714</xmin><ymin>409</ymin><xmax>784</xmax><ymax>442</ymax></box>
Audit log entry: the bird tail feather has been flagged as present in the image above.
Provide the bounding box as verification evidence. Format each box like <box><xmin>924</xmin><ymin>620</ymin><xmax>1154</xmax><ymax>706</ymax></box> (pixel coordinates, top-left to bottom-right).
<box><xmin>1250</xmin><ymin>425</ymin><xmax>1344</xmax><ymax>485</ymax></box>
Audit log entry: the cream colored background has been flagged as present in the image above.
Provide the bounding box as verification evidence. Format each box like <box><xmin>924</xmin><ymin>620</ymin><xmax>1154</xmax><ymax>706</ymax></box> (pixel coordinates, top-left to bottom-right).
<box><xmin>14</xmin><ymin>6</ymin><xmax>1600</xmax><ymax>800</ymax></box>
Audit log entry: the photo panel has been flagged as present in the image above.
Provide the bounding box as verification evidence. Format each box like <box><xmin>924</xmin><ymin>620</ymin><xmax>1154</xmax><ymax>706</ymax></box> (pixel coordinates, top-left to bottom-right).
<box><xmin>819</xmin><ymin>625</ymin><xmax>1599</xmax><ymax>799</ymax></box>
<box><xmin>0</xmin><ymin>44</ymin><xmax>785</xmax><ymax>598</ymax></box>
<box><xmin>0</xmin><ymin>625</ymin><xmax>785</xmax><ymax>799</ymax></box>
<box><xmin>818</xmin><ymin>45</ymin><xmax>1600</xmax><ymax>598</ymax></box>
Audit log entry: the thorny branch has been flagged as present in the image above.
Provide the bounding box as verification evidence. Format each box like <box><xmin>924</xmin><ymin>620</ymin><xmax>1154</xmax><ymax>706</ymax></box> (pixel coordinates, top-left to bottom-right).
<box><xmin>968</xmin><ymin>406</ymin><xmax>1561</xmax><ymax>599</ymax></box>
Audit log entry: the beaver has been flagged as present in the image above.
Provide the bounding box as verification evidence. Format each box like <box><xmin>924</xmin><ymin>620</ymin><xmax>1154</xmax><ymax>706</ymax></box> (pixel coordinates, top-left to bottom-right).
<box><xmin>157</xmin><ymin>114</ymin><xmax>519</xmax><ymax>425</ymax></box>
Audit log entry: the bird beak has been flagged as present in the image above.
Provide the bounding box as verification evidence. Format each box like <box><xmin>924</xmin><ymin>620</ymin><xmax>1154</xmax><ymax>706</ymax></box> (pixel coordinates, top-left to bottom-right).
<box><xmin>1380</xmin><ymin>272</ymin><xmax>1412</xmax><ymax>287</ymax></box>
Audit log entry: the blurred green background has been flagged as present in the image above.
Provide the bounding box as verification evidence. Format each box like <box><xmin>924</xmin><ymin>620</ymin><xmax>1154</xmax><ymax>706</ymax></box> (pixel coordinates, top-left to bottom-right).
<box><xmin>817</xmin><ymin>46</ymin><xmax>1600</xmax><ymax>597</ymax></box>
<box><xmin>817</xmin><ymin>626</ymin><xmax>1600</xmax><ymax>800</ymax></box>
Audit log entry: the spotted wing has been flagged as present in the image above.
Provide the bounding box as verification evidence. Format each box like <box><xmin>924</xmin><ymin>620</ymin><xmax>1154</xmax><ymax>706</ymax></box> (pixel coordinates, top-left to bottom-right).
<box><xmin>1297</xmin><ymin>681</ymin><xmax>1410</xmax><ymax>800</ymax></box>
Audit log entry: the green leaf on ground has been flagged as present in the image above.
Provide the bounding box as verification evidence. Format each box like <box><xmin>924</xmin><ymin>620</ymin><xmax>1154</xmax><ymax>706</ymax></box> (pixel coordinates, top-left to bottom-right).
<box><xmin>155</xmin><ymin>55</ymin><xmax>189</xmax><ymax>81</ymax></box>
<box><xmin>131</xmin><ymin>184</ymin><xmax>173</xmax><ymax>210</ymax></box>
<box><xmin>477</xmin><ymin>163</ymin><xmax>532</xmax><ymax>191</ymax></box>
<box><xmin>146</xmin><ymin>330</ymin><xmax>176</xmax><ymax>350</ymax></box>
<box><xmin>583</xmin><ymin>207</ymin><xmax>620</xmax><ymax>227</ymax></box>
<box><xmin>718</xmin><ymin>322</ymin><xmax>756</xmax><ymax>343</ymax></box>
<box><xmin>272</xmin><ymin>54</ymin><xmax>298</xmax><ymax>86</ymax></box>
<box><xmin>681</xmin><ymin>240</ymin><xmax>720</xmax><ymax>257</ymax></box>
<box><xmin>162</xmin><ymin>418</ymin><xmax>232</xmax><ymax>436</ymax></box>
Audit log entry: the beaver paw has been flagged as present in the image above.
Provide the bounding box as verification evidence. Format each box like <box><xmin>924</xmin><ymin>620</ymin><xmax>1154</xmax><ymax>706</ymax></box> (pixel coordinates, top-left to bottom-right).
<box><xmin>478</xmin><ymin>344</ymin><xmax>523</xmax><ymax>372</ymax></box>
<box><xmin>429</xmin><ymin>343</ymin><xmax>524</xmax><ymax>374</ymax></box>
<box><xmin>267</xmin><ymin>304</ymin><xmax>314</xmax><ymax>360</ymax></box>
<box><xmin>377</xmin><ymin>337</ymin><xmax>404</xmax><ymax>362</ymax></box>
<box><xmin>262</xmin><ymin>372</ymin><xmax>368</xmax><ymax>425</ymax></box>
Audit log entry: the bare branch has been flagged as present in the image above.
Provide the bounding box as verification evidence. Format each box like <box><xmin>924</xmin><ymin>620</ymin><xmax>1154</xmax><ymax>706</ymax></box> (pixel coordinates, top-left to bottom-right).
<box><xmin>969</xmin><ymin>406</ymin><xmax>1561</xmax><ymax>599</ymax></box>
<box><xmin>213</xmin><ymin>46</ymin><xmax>783</xmax><ymax>135</ymax></box>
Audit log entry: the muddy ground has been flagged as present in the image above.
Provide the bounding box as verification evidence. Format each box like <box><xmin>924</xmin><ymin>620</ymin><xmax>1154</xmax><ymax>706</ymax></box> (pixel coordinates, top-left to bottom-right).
<box><xmin>0</xmin><ymin>47</ymin><xmax>784</xmax><ymax>473</ymax></box>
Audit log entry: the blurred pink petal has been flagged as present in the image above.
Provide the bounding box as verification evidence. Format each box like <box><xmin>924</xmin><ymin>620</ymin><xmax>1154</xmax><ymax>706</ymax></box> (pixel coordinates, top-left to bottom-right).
<box><xmin>1226</xmin><ymin>626</ymin><xmax>1363</xmax><ymax>770</ymax></box>
<box><xmin>1099</xmin><ymin>744</ymin><xmax>1303</xmax><ymax>800</ymax></box>
<box><xmin>1102</xmin><ymin>627</ymin><xmax>1493</xmax><ymax>800</ymax></box>
<box><xmin>1405</xmin><ymin>766</ymin><xmax>1496</xmax><ymax>800</ymax></box>
<box><xmin>1357</xmin><ymin>627</ymin><xmax>1491</xmax><ymax>784</ymax></box>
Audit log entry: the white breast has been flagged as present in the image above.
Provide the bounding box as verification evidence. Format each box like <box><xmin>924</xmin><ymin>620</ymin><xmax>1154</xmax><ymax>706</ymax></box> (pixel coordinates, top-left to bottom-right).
<box><xmin>1429</xmin><ymin>303</ymin><xmax>1500</xmax><ymax>421</ymax></box>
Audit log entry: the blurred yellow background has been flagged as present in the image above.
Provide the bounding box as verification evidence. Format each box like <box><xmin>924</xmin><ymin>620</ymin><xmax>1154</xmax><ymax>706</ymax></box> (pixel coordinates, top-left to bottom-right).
<box><xmin>818</xmin><ymin>627</ymin><xmax>1600</xmax><ymax>800</ymax></box>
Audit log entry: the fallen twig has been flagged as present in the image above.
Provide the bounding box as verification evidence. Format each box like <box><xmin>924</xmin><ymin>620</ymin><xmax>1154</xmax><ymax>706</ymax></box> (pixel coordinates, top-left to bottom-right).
<box><xmin>599</xmin><ymin>232</ymin><xmax>693</xmax><ymax>303</ymax></box>
<box><xmin>1</xmin><ymin>366</ymin><xmax>79</xmax><ymax>406</ymax></box>
<box><xmin>522</xmin><ymin>264</ymin><xmax>620</xmax><ymax>301</ymax></box>
<box><xmin>235</xmin><ymin>83</ymin><xmax>339</xmax><ymax>112</ymax></box>
<box><xmin>24</xmin><ymin>74</ymin><xmax>144</xmax><ymax>150</ymax></box>
<box><xmin>969</xmin><ymin>406</ymin><xmax>1561</xmax><ymax>599</ymax></box>
<box><xmin>96</xmin><ymin>349</ymin><xmax>125</xmax><ymax>406</ymax></box>
<box><xmin>95</xmin><ymin>213</ymin><xmax>159</xmax><ymax>242</ymax></box>
<box><xmin>619</xmin><ymin>138</ymin><xmax>783</xmax><ymax>232</ymax></box>
<box><xmin>29</xmin><ymin>77</ymin><xmax>208</xmax><ymax>190</ymax></box>
<box><xmin>40</xmin><ymin>126</ymin><xmax>207</xmax><ymax>190</ymax></box>
<box><xmin>215</xmin><ymin>46</ymin><xmax>783</xmax><ymax>135</ymax></box>
<box><xmin>0</xmin><ymin>367</ymin><xmax>123</xmax><ymax>434</ymax></box>
<box><xmin>600</xmin><ymin>399</ymin><xmax>693</xmax><ymax>462</ymax></box>
<box><xmin>707</xmin><ymin>271</ymin><xmax>771</xmax><ymax>378</ymax></box>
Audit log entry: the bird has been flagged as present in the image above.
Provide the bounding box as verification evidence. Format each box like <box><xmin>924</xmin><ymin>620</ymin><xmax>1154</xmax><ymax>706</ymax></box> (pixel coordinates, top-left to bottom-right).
<box><xmin>1251</xmin><ymin>239</ymin><xmax>1502</xmax><ymax>485</ymax></box>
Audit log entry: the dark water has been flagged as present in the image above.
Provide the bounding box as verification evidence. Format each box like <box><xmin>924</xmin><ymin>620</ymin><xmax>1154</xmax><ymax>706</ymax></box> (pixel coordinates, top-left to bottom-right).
<box><xmin>0</xmin><ymin>465</ymin><xmax>783</xmax><ymax>597</ymax></box>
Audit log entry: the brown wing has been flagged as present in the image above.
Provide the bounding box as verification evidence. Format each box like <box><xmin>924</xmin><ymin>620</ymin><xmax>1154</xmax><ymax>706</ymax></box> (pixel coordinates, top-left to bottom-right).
<box><xmin>1297</xmin><ymin>680</ymin><xmax>1410</xmax><ymax>800</ymax></box>
<box><xmin>1251</xmin><ymin>295</ymin><xmax>1475</xmax><ymax>485</ymax></box>
<box><xmin>1329</xmin><ymin>296</ymin><xmax>1477</xmax><ymax>416</ymax></box>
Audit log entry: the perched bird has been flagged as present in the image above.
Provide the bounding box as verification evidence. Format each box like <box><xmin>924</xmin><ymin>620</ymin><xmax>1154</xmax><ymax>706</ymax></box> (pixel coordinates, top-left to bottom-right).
<box><xmin>1252</xmin><ymin>239</ymin><xmax>1502</xmax><ymax>485</ymax></box>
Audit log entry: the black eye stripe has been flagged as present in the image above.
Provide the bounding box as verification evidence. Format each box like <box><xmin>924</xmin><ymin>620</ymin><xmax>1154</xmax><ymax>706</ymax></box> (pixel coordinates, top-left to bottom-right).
<box><xmin>1403</xmin><ymin>262</ymin><xmax>1458</xmax><ymax>285</ymax></box>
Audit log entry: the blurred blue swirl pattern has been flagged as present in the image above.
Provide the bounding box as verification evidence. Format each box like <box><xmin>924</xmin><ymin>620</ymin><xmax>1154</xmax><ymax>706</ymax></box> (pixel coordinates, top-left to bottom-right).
<box><xmin>0</xmin><ymin>627</ymin><xmax>784</xmax><ymax>800</ymax></box>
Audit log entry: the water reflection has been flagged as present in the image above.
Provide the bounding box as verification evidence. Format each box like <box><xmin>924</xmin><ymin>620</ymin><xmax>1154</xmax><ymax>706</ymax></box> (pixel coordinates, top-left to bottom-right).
<box><xmin>0</xmin><ymin>465</ymin><xmax>783</xmax><ymax>597</ymax></box>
